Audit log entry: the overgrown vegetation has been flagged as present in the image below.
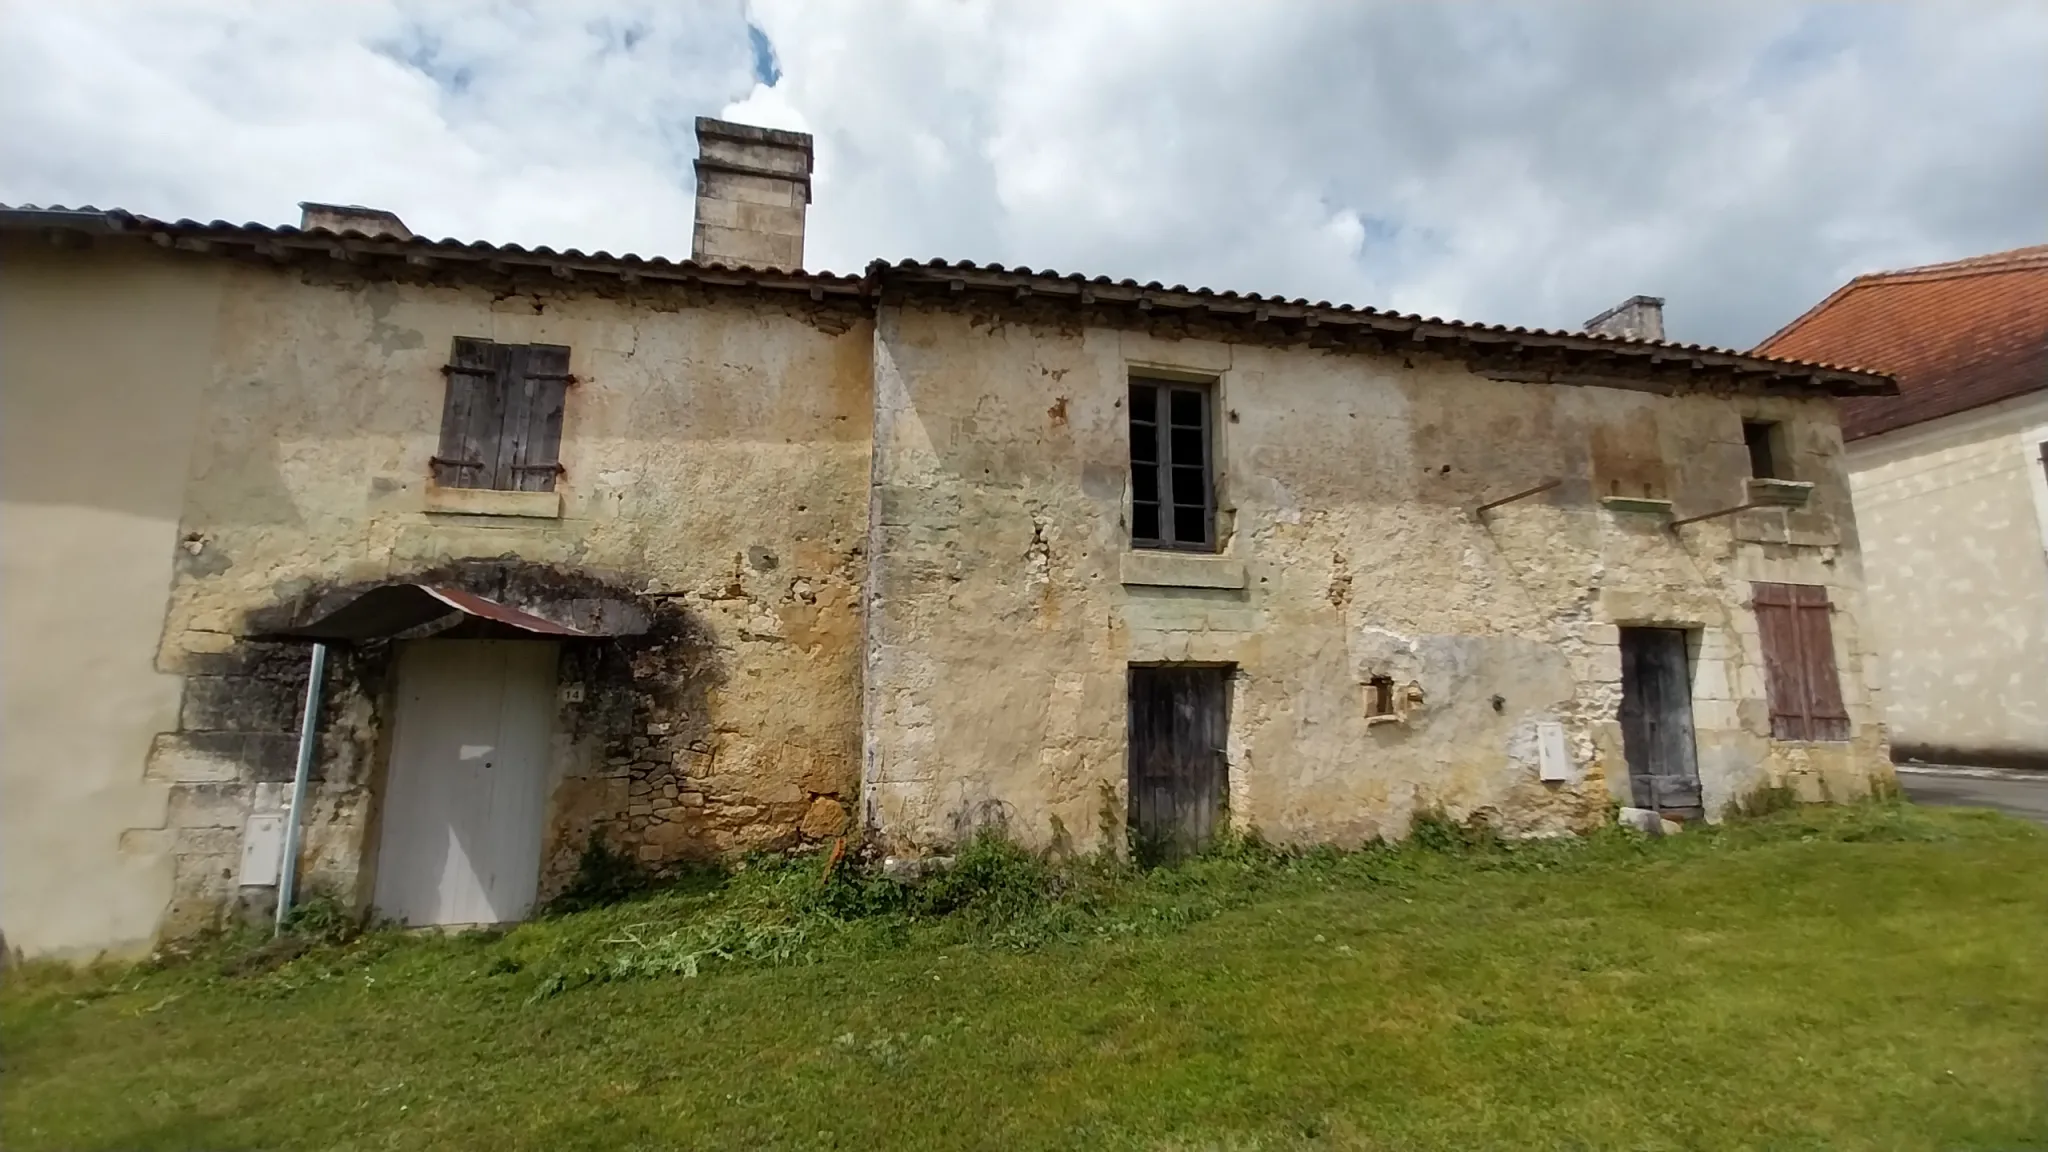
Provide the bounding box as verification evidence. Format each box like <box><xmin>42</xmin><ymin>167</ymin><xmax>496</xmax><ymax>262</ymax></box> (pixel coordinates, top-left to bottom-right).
<box><xmin>7</xmin><ymin>799</ymin><xmax>2046</xmax><ymax>1151</ymax></box>
<box><xmin>542</xmin><ymin>832</ymin><xmax>655</xmax><ymax>915</ymax></box>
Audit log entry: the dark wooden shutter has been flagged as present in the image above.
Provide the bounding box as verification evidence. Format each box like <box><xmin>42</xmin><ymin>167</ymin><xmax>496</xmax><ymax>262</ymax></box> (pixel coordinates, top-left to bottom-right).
<box><xmin>434</xmin><ymin>338</ymin><xmax>507</xmax><ymax>489</ymax></box>
<box><xmin>496</xmin><ymin>344</ymin><xmax>570</xmax><ymax>493</ymax></box>
<box><xmin>433</xmin><ymin>339</ymin><xmax>569</xmax><ymax>492</ymax></box>
<box><xmin>1754</xmin><ymin>582</ymin><xmax>1849</xmax><ymax>741</ymax></box>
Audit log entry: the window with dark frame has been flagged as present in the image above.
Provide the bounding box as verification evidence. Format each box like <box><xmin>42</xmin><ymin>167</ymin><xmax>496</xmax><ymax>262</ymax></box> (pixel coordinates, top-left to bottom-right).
<box><xmin>433</xmin><ymin>337</ymin><xmax>572</xmax><ymax>492</ymax></box>
<box><xmin>1366</xmin><ymin>676</ymin><xmax>1396</xmax><ymax>718</ymax></box>
<box><xmin>1128</xmin><ymin>377</ymin><xmax>1215</xmax><ymax>550</ymax></box>
<box><xmin>1752</xmin><ymin>582</ymin><xmax>1850</xmax><ymax>742</ymax></box>
<box><xmin>1743</xmin><ymin>420</ymin><xmax>1784</xmax><ymax>480</ymax></box>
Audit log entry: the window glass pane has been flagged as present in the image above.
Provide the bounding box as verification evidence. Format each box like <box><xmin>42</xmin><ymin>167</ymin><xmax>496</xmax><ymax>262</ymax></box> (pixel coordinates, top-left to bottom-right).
<box><xmin>1173</xmin><ymin>505</ymin><xmax>1207</xmax><ymax>544</ymax></box>
<box><xmin>1129</xmin><ymin>384</ymin><xmax>1156</xmax><ymax>423</ymax></box>
<box><xmin>1169</xmin><ymin>426</ymin><xmax>1206</xmax><ymax>467</ymax></box>
<box><xmin>1131</xmin><ymin>420</ymin><xmax>1156</xmax><ymax>464</ymax></box>
<box><xmin>1171</xmin><ymin>464</ymin><xmax>1206</xmax><ymax>507</ymax></box>
<box><xmin>1133</xmin><ymin>464</ymin><xmax>1158</xmax><ymax>503</ymax></box>
<box><xmin>1133</xmin><ymin>503</ymin><xmax>1160</xmax><ymax>541</ymax></box>
<box><xmin>1169</xmin><ymin>388</ymin><xmax>1203</xmax><ymax>427</ymax></box>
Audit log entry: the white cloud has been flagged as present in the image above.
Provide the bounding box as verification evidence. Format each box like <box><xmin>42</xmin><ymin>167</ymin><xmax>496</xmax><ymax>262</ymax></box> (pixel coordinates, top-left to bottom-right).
<box><xmin>3</xmin><ymin>0</ymin><xmax>2043</xmax><ymax>346</ymax></box>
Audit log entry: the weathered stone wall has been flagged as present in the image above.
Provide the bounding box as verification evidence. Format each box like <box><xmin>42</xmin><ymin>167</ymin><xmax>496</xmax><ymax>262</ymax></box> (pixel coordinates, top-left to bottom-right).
<box><xmin>1846</xmin><ymin>390</ymin><xmax>2048</xmax><ymax>769</ymax></box>
<box><xmin>863</xmin><ymin>304</ymin><xmax>1892</xmax><ymax>855</ymax></box>
<box><xmin>145</xmin><ymin>257</ymin><xmax>871</xmax><ymax>934</ymax></box>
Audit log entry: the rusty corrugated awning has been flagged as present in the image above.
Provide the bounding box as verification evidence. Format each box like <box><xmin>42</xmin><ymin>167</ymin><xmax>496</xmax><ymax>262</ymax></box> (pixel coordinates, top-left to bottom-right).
<box><xmin>279</xmin><ymin>584</ymin><xmax>595</xmax><ymax>642</ymax></box>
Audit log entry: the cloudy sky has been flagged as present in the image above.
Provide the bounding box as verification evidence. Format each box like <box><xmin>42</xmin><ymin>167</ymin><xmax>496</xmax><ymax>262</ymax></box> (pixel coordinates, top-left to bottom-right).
<box><xmin>4</xmin><ymin>1</ymin><xmax>2043</xmax><ymax>349</ymax></box>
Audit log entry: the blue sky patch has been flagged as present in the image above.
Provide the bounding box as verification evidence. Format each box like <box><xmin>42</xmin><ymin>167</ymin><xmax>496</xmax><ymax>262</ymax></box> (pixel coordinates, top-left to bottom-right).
<box><xmin>748</xmin><ymin>23</ymin><xmax>781</xmax><ymax>86</ymax></box>
<box><xmin>374</xmin><ymin>26</ymin><xmax>473</xmax><ymax>96</ymax></box>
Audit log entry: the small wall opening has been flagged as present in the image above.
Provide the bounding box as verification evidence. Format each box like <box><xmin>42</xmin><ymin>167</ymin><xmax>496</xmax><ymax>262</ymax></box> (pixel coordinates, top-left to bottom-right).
<box><xmin>1365</xmin><ymin>675</ymin><xmax>1397</xmax><ymax>718</ymax></box>
<box><xmin>1743</xmin><ymin>421</ymin><xmax>1785</xmax><ymax>480</ymax></box>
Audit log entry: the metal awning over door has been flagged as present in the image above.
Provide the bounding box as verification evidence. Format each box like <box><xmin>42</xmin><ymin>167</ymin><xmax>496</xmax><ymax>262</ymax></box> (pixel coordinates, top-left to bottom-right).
<box><xmin>275</xmin><ymin>583</ymin><xmax>644</xmax><ymax>642</ymax></box>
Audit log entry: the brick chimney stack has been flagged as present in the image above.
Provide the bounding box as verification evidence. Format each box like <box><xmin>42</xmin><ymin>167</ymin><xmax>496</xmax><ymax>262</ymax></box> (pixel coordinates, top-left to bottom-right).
<box><xmin>691</xmin><ymin>117</ymin><xmax>813</xmax><ymax>270</ymax></box>
<box><xmin>1584</xmin><ymin>295</ymin><xmax>1665</xmax><ymax>341</ymax></box>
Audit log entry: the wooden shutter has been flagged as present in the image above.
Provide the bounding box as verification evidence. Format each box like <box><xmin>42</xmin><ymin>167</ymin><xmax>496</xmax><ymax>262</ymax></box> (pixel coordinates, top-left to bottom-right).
<box><xmin>432</xmin><ymin>339</ymin><xmax>569</xmax><ymax>492</ymax></box>
<box><xmin>1753</xmin><ymin>582</ymin><xmax>1849</xmax><ymax>741</ymax></box>
<box><xmin>434</xmin><ymin>338</ymin><xmax>507</xmax><ymax>489</ymax></box>
<box><xmin>494</xmin><ymin>344</ymin><xmax>570</xmax><ymax>493</ymax></box>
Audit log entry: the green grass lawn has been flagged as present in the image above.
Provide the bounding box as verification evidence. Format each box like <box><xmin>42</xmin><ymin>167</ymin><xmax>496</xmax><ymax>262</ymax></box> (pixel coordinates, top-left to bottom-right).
<box><xmin>5</xmin><ymin>802</ymin><xmax>2046</xmax><ymax>1151</ymax></box>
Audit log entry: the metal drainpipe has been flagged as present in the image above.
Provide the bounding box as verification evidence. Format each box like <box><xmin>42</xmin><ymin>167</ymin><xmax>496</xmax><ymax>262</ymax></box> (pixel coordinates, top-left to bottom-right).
<box><xmin>275</xmin><ymin>641</ymin><xmax>330</xmax><ymax>935</ymax></box>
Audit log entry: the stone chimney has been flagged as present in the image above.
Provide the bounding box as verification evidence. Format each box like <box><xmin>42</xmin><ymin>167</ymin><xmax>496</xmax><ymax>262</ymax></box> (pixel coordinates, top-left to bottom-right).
<box><xmin>691</xmin><ymin>117</ymin><xmax>812</xmax><ymax>270</ymax></box>
<box><xmin>1584</xmin><ymin>295</ymin><xmax>1665</xmax><ymax>341</ymax></box>
<box><xmin>298</xmin><ymin>202</ymin><xmax>412</xmax><ymax>240</ymax></box>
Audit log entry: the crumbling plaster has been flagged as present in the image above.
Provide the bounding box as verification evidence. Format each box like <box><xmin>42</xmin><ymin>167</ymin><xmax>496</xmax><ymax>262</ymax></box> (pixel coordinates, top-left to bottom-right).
<box><xmin>862</xmin><ymin>304</ymin><xmax>1892</xmax><ymax>855</ymax></box>
<box><xmin>146</xmin><ymin>258</ymin><xmax>872</xmax><ymax>934</ymax></box>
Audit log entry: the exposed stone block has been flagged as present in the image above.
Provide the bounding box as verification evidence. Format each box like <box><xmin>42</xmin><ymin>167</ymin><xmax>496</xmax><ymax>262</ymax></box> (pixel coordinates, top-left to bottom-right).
<box><xmin>799</xmin><ymin>796</ymin><xmax>849</xmax><ymax>839</ymax></box>
<box><xmin>167</xmin><ymin>783</ymin><xmax>249</xmax><ymax>829</ymax></box>
<box><xmin>145</xmin><ymin>733</ymin><xmax>244</xmax><ymax>784</ymax></box>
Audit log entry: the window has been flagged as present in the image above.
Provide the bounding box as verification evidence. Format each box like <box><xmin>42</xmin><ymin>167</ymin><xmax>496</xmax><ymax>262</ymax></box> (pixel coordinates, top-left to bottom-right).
<box><xmin>1365</xmin><ymin>676</ymin><xmax>1396</xmax><ymax>718</ymax></box>
<box><xmin>433</xmin><ymin>338</ymin><xmax>571</xmax><ymax>492</ymax></box>
<box><xmin>1743</xmin><ymin>421</ymin><xmax>1785</xmax><ymax>480</ymax></box>
<box><xmin>1129</xmin><ymin>377</ymin><xmax>1214</xmax><ymax>550</ymax></box>
<box><xmin>1752</xmin><ymin>582</ymin><xmax>1849</xmax><ymax>741</ymax></box>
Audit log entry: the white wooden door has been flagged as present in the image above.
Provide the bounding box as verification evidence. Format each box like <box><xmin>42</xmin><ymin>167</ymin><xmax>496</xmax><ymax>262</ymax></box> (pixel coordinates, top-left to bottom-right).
<box><xmin>373</xmin><ymin>641</ymin><xmax>557</xmax><ymax>926</ymax></box>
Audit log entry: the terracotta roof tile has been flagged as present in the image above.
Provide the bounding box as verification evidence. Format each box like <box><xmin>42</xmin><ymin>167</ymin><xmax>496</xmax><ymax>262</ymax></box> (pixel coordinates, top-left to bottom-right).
<box><xmin>1754</xmin><ymin>244</ymin><xmax>2048</xmax><ymax>439</ymax></box>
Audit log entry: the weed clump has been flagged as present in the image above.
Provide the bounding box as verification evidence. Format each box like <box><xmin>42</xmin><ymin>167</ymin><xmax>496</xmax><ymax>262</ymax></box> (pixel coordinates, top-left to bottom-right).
<box><xmin>544</xmin><ymin>833</ymin><xmax>652</xmax><ymax>914</ymax></box>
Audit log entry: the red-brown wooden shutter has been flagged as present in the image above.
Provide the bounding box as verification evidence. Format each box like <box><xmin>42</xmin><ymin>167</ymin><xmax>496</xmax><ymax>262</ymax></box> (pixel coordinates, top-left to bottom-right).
<box><xmin>1793</xmin><ymin>585</ymin><xmax>1851</xmax><ymax>740</ymax></box>
<box><xmin>1753</xmin><ymin>582</ymin><xmax>1849</xmax><ymax>741</ymax></box>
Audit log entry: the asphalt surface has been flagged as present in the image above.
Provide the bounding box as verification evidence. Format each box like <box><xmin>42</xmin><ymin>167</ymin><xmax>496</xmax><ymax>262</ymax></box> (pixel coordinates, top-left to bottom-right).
<box><xmin>1896</xmin><ymin>766</ymin><xmax>2048</xmax><ymax>828</ymax></box>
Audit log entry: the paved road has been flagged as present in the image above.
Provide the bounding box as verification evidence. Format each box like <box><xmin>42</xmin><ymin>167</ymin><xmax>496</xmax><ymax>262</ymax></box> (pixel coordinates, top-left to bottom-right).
<box><xmin>1897</xmin><ymin>766</ymin><xmax>2048</xmax><ymax>828</ymax></box>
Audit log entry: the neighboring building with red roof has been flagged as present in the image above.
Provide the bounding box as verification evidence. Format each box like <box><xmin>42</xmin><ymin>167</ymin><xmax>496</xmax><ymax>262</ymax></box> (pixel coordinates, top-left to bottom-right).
<box><xmin>1758</xmin><ymin>245</ymin><xmax>2048</xmax><ymax>770</ymax></box>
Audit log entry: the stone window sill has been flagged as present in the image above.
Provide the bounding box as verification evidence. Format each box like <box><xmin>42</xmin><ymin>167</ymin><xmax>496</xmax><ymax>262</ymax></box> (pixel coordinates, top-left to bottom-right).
<box><xmin>1600</xmin><ymin>495</ymin><xmax>1674</xmax><ymax>516</ymax></box>
<box><xmin>1747</xmin><ymin>477</ymin><xmax>1814</xmax><ymax>507</ymax></box>
<box><xmin>1119</xmin><ymin>550</ymin><xmax>1247</xmax><ymax>590</ymax></box>
<box><xmin>423</xmin><ymin>486</ymin><xmax>562</xmax><ymax>519</ymax></box>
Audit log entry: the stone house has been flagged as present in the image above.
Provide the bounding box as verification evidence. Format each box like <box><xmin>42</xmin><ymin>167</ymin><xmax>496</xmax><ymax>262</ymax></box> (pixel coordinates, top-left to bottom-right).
<box><xmin>1757</xmin><ymin>244</ymin><xmax>2048</xmax><ymax>771</ymax></box>
<box><xmin>1</xmin><ymin>119</ymin><xmax>1898</xmax><ymax>961</ymax></box>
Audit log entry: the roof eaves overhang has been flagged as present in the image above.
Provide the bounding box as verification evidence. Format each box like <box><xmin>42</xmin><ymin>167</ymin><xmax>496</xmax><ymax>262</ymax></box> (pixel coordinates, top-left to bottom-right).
<box><xmin>0</xmin><ymin>206</ymin><xmax>872</xmax><ymax>301</ymax></box>
<box><xmin>872</xmin><ymin>260</ymin><xmax>1897</xmax><ymax>398</ymax></box>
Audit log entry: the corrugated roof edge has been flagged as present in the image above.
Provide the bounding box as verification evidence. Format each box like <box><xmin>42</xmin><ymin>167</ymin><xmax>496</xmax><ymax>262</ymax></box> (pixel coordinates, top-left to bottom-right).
<box><xmin>0</xmin><ymin>205</ymin><xmax>1892</xmax><ymax>395</ymax></box>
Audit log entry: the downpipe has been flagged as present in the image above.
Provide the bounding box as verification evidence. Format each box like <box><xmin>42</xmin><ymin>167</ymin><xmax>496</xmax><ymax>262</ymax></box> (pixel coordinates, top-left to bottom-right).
<box><xmin>275</xmin><ymin>641</ymin><xmax>329</xmax><ymax>935</ymax></box>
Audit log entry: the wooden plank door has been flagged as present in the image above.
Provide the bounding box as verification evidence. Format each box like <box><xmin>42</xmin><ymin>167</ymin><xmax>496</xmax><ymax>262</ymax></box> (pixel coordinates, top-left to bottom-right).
<box><xmin>373</xmin><ymin>641</ymin><xmax>557</xmax><ymax>926</ymax></box>
<box><xmin>1617</xmin><ymin>627</ymin><xmax>1704</xmax><ymax>817</ymax></box>
<box><xmin>1127</xmin><ymin>666</ymin><xmax>1230</xmax><ymax>865</ymax></box>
